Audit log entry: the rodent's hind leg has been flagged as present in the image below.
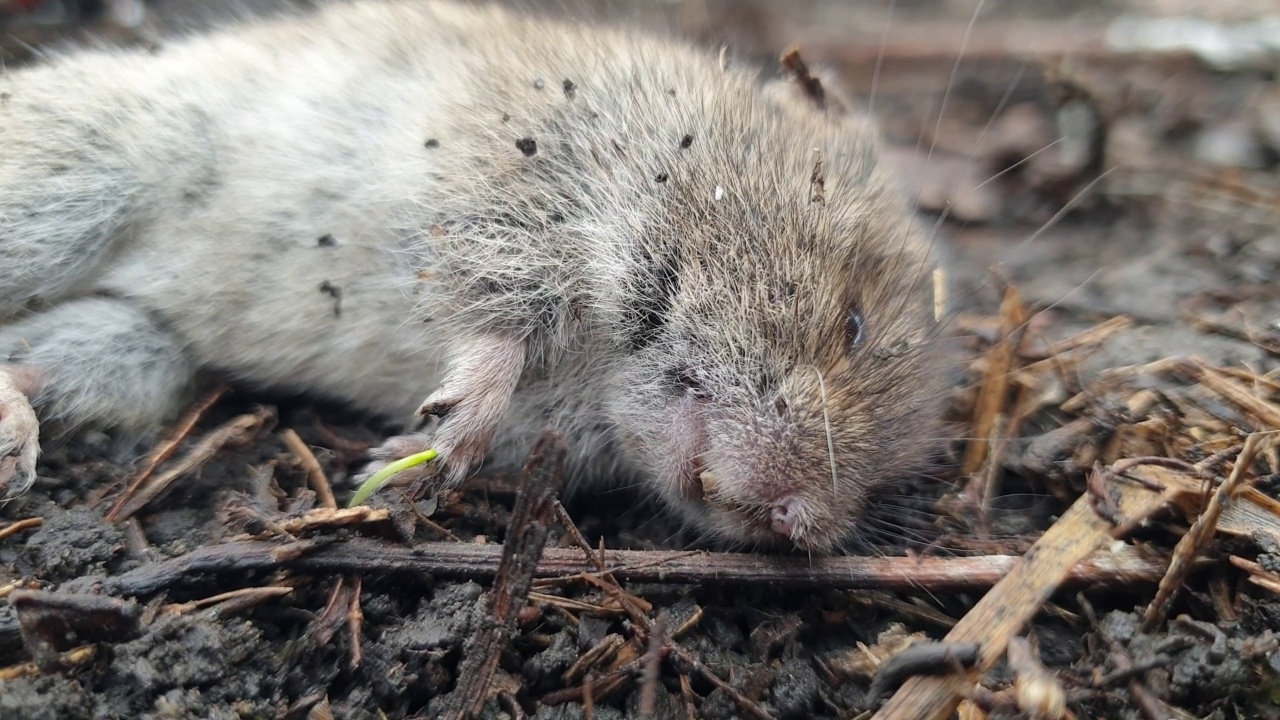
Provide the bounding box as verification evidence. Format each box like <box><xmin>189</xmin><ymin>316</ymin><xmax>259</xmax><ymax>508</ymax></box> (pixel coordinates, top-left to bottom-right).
<box><xmin>0</xmin><ymin>367</ymin><xmax>40</xmax><ymax>499</ymax></box>
<box><xmin>360</xmin><ymin>334</ymin><xmax>527</xmax><ymax>492</ymax></box>
<box><xmin>0</xmin><ymin>297</ymin><xmax>196</xmax><ymax>496</ymax></box>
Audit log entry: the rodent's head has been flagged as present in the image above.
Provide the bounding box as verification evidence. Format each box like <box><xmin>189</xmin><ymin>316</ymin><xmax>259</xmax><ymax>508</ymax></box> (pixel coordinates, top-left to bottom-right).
<box><xmin>602</xmin><ymin>97</ymin><xmax>945</xmax><ymax>554</ymax></box>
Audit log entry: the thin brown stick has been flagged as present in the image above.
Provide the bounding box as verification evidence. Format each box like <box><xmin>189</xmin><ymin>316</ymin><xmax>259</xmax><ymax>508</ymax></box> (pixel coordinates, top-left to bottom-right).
<box><xmin>276</xmin><ymin>506</ymin><xmax>390</xmax><ymax>534</ymax></box>
<box><xmin>527</xmin><ymin>591</ymin><xmax>627</xmax><ymax>616</ymax></box>
<box><xmin>555</xmin><ymin>500</ymin><xmax>605</xmax><ymax>572</ymax></box>
<box><xmin>54</xmin><ymin>539</ymin><xmax>319</xmax><ymax>597</ymax></box>
<box><xmin>279</xmin><ymin>428</ymin><xmax>336</xmax><ymax>510</ymax></box>
<box><xmin>117</xmin><ymin>384</ymin><xmax>228</xmax><ymax>498</ymax></box>
<box><xmin>396</xmin><ymin>487</ymin><xmax>461</xmax><ymax>541</ymax></box>
<box><xmin>872</xmin><ymin>466</ymin><xmax>1176</xmax><ymax>720</ymax></box>
<box><xmin>670</xmin><ymin>645</ymin><xmax>773</xmax><ymax>720</ymax></box>
<box><xmin>1142</xmin><ymin>433</ymin><xmax>1265</xmax><ymax>630</ymax></box>
<box><xmin>0</xmin><ymin>517</ymin><xmax>43</xmax><ymax>541</ymax></box>
<box><xmin>1020</xmin><ymin>315</ymin><xmax>1133</xmax><ymax>362</ymax></box>
<box><xmin>637</xmin><ymin>613</ymin><xmax>668</xmax><ymax>717</ymax></box>
<box><xmin>1190</xmin><ymin>363</ymin><xmax>1280</xmax><ymax>430</ymax></box>
<box><xmin>963</xmin><ymin>283</ymin><xmax>1028</xmax><ymax>476</ymax></box>
<box><xmin>543</xmin><ymin>664</ymin><xmax>634</xmax><ymax>708</ymax></box>
<box><xmin>1230</xmin><ymin>555</ymin><xmax>1280</xmax><ymax>595</ymax></box>
<box><xmin>107</xmin><ymin>406</ymin><xmax>274</xmax><ymax>521</ymax></box>
<box><xmin>121</xmin><ymin>517</ymin><xmax>152</xmax><ymax>562</ymax></box>
<box><xmin>532</xmin><ymin>550</ymin><xmax>704</xmax><ymax>589</ymax></box>
<box><xmin>161</xmin><ymin>586</ymin><xmax>293</xmax><ymax>615</ymax></box>
<box><xmin>346</xmin><ymin>574</ymin><xmax>364</xmax><ymax>669</ymax></box>
<box><xmin>311</xmin><ymin>576</ymin><xmax>350</xmax><ymax>647</ymax></box>
<box><xmin>45</xmin><ymin>537</ymin><xmax>1173</xmax><ymax>604</ymax></box>
<box><xmin>440</xmin><ymin>432</ymin><xmax>566</xmax><ymax>720</ymax></box>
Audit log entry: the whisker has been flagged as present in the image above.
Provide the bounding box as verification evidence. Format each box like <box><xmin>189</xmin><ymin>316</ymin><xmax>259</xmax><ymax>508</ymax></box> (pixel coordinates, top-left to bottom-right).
<box><xmin>967</xmin><ymin>62</ymin><xmax>1030</xmax><ymax>162</ymax></box>
<box><xmin>800</xmin><ymin>364</ymin><xmax>839</xmax><ymax>501</ymax></box>
<box><xmin>867</xmin><ymin>0</ymin><xmax>897</xmax><ymax>118</ymax></box>
<box><xmin>924</xmin><ymin>0</ymin><xmax>988</xmax><ymax>177</ymax></box>
<box><xmin>1014</xmin><ymin>167</ymin><xmax>1117</xmax><ymax>253</ymax></box>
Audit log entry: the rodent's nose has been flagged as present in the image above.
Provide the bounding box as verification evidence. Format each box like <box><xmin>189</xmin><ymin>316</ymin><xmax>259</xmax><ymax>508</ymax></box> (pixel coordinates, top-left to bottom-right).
<box><xmin>770</xmin><ymin>495</ymin><xmax>801</xmax><ymax>538</ymax></box>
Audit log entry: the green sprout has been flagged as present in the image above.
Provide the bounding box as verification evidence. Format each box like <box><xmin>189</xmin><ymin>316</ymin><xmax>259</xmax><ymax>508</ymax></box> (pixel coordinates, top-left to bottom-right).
<box><xmin>348</xmin><ymin>448</ymin><xmax>439</xmax><ymax>507</ymax></box>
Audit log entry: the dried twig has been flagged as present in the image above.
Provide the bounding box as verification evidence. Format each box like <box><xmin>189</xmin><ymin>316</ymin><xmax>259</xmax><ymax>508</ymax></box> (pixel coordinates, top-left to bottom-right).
<box><xmin>554</xmin><ymin>500</ymin><xmax>605</xmax><ymax>572</ymax></box>
<box><xmin>872</xmin><ymin>466</ymin><xmax>1176</xmax><ymax>720</ymax></box>
<box><xmin>311</xmin><ymin>576</ymin><xmax>353</xmax><ymax>647</ymax></box>
<box><xmin>1142</xmin><ymin>433</ymin><xmax>1265</xmax><ymax>630</ymax></box>
<box><xmin>963</xmin><ymin>283</ymin><xmax>1029</xmax><ymax>477</ymax></box>
<box><xmin>565</xmin><ymin>634</ymin><xmax>627</xmax><ymax>688</ymax></box>
<box><xmin>1021</xmin><ymin>315</ymin><xmax>1132</xmax><ymax>362</ymax></box>
<box><xmin>637</xmin><ymin>613</ymin><xmax>667</xmax><ymax>716</ymax></box>
<box><xmin>346</xmin><ymin>574</ymin><xmax>364</xmax><ymax>669</ymax></box>
<box><xmin>33</xmin><ymin>537</ymin><xmax>1172</xmax><ymax>608</ymax></box>
<box><xmin>439</xmin><ymin>431</ymin><xmax>566</xmax><ymax>720</ymax></box>
<box><xmin>527</xmin><ymin>591</ymin><xmax>628</xmax><ymax>616</ymax></box>
<box><xmin>779</xmin><ymin>47</ymin><xmax>826</xmax><ymax>109</ymax></box>
<box><xmin>55</xmin><ymin>539</ymin><xmax>320</xmax><ymax>597</ymax></box>
<box><xmin>279</xmin><ymin>428</ymin><xmax>336</xmax><ymax>510</ymax></box>
<box><xmin>107</xmin><ymin>406</ymin><xmax>274</xmax><ymax>521</ymax></box>
<box><xmin>670</xmin><ymin>644</ymin><xmax>773</xmax><ymax>720</ymax></box>
<box><xmin>118</xmin><ymin>385</ymin><xmax>228</xmax><ymax>497</ymax></box>
<box><xmin>1186</xmin><ymin>362</ymin><xmax>1280</xmax><ymax>429</ymax></box>
<box><xmin>543</xmin><ymin>652</ymin><xmax>647</xmax><ymax>706</ymax></box>
<box><xmin>1229</xmin><ymin>555</ymin><xmax>1280</xmax><ymax>595</ymax></box>
<box><xmin>0</xmin><ymin>517</ymin><xmax>43</xmax><ymax>541</ymax></box>
<box><xmin>274</xmin><ymin>506</ymin><xmax>390</xmax><ymax>535</ymax></box>
<box><xmin>161</xmin><ymin>586</ymin><xmax>293</xmax><ymax>616</ymax></box>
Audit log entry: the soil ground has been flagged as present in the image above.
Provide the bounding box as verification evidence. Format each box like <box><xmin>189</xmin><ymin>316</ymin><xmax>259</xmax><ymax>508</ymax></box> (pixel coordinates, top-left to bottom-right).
<box><xmin>2</xmin><ymin>1</ymin><xmax>1280</xmax><ymax>718</ymax></box>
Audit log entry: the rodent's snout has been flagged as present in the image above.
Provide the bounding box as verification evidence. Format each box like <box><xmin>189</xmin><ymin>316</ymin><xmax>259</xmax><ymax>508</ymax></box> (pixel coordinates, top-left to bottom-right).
<box><xmin>697</xmin><ymin>463</ymin><xmax>842</xmax><ymax>552</ymax></box>
<box><xmin>769</xmin><ymin>494</ymin><xmax>803</xmax><ymax>538</ymax></box>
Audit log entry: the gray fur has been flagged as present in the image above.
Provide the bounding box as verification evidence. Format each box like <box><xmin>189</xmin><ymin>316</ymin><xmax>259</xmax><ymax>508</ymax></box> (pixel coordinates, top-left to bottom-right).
<box><xmin>0</xmin><ymin>0</ymin><xmax>945</xmax><ymax>553</ymax></box>
<box><xmin>0</xmin><ymin>298</ymin><xmax>195</xmax><ymax>434</ymax></box>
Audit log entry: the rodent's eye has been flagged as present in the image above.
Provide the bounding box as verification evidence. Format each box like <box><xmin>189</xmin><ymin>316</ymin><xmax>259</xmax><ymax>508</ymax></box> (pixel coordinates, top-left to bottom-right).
<box><xmin>845</xmin><ymin>308</ymin><xmax>866</xmax><ymax>350</ymax></box>
<box><xmin>624</xmin><ymin>251</ymin><xmax>680</xmax><ymax>351</ymax></box>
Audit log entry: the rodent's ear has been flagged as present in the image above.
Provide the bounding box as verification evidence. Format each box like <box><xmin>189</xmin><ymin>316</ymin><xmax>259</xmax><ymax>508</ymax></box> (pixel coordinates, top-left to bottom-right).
<box><xmin>760</xmin><ymin>47</ymin><xmax>852</xmax><ymax>120</ymax></box>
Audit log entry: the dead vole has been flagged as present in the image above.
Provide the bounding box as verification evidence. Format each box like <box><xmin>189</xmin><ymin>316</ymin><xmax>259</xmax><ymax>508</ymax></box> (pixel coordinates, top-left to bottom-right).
<box><xmin>0</xmin><ymin>0</ymin><xmax>944</xmax><ymax>553</ymax></box>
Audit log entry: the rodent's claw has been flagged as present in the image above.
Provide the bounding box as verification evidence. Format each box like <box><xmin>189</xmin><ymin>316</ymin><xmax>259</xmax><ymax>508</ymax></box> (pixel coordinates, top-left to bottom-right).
<box><xmin>406</xmin><ymin>335</ymin><xmax>526</xmax><ymax>486</ymax></box>
<box><xmin>0</xmin><ymin>373</ymin><xmax>40</xmax><ymax>499</ymax></box>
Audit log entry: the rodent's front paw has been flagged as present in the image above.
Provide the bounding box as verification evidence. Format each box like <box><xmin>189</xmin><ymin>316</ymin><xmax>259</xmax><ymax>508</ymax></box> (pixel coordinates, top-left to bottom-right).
<box><xmin>410</xmin><ymin>334</ymin><xmax>526</xmax><ymax>485</ymax></box>
<box><xmin>353</xmin><ymin>334</ymin><xmax>526</xmax><ymax>501</ymax></box>
<box><xmin>0</xmin><ymin>373</ymin><xmax>40</xmax><ymax>499</ymax></box>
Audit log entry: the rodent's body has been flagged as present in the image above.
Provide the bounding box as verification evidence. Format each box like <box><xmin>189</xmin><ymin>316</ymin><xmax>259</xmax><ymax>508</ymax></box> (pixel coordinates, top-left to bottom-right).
<box><xmin>0</xmin><ymin>0</ymin><xmax>944</xmax><ymax>552</ymax></box>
